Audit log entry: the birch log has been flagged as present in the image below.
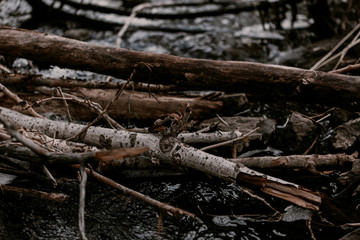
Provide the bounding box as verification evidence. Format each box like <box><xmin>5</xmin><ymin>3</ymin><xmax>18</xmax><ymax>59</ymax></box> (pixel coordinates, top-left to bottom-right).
<box><xmin>0</xmin><ymin>106</ymin><xmax>321</xmax><ymax>210</ymax></box>
<box><xmin>0</xmin><ymin>26</ymin><xmax>360</xmax><ymax>108</ymax></box>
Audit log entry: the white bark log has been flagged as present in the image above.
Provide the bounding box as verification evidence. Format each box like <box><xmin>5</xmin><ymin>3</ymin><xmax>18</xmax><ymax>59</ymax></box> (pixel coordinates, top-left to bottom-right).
<box><xmin>0</xmin><ymin>106</ymin><xmax>240</xmax><ymax>180</ymax></box>
<box><xmin>178</xmin><ymin>130</ymin><xmax>243</xmax><ymax>144</ymax></box>
<box><xmin>0</xmin><ymin>107</ymin><xmax>322</xmax><ymax>209</ymax></box>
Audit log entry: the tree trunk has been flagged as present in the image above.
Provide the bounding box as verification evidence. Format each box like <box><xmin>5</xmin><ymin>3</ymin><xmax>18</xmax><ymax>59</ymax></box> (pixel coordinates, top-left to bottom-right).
<box><xmin>1</xmin><ymin>26</ymin><xmax>360</xmax><ymax>108</ymax></box>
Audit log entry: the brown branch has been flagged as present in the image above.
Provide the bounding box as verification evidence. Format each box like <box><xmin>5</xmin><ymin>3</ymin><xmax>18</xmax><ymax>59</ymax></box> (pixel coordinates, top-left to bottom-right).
<box><xmin>0</xmin><ymin>82</ymin><xmax>44</xmax><ymax>118</ymax></box>
<box><xmin>2</xmin><ymin>26</ymin><xmax>360</xmax><ymax>108</ymax></box>
<box><xmin>72</xmin><ymin>164</ymin><xmax>197</xmax><ymax>219</ymax></box>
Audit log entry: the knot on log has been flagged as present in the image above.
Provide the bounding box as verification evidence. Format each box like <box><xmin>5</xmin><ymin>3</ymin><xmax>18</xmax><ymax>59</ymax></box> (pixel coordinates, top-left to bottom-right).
<box><xmin>159</xmin><ymin>136</ymin><xmax>176</xmax><ymax>153</ymax></box>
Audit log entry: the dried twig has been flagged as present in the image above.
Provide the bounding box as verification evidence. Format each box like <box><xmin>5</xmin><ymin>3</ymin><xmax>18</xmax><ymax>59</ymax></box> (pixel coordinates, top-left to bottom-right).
<box><xmin>200</xmin><ymin>127</ymin><xmax>259</xmax><ymax>151</ymax></box>
<box><xmin>116</xmin><ymin>1</ymin><xmax>180</xmax><ymax>47</ymax></box>
<box><xmin>0</xmin><ymin>82</ymin><xmax>44</xmax><ymax>118</ymax></box>
<box><xmin>72</xmin><ymin>164</ymin><xmax>197</xmax><ymax>220</ymax></box>
<box><xmin>57</xmin><ymin>87</ymin><xmax>72</xmax><ymax>122</ymax></box>
<box><xmin>330</xmin><ymin>63</ymin><xmax>360</xmax><ymax>74</ymax></box>
<box><xmin>34</xmin><ymin>87</ymin><xmax>126</xmax><ymax>131</ymax></box>
<box><xmin>66</xmin><ymin>69</ymin><xmax>135</xmax><ymax>141</ymax></box>
<box><xmin>78</xmin><ymin>164</ymin><xmax>87</xmax><ymax>240</ymax></box>
<box><xmin>310</xmin><ymin>23</ymin><xmax>360</xmax><ymax>70</ymax></box>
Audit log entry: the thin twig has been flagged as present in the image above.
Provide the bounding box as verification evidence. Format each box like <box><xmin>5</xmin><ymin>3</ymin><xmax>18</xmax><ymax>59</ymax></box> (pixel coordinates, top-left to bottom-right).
<box><xmin>310</xmin><ymin>23</ymin><xmax>360</xmax><ymax>70</ymax></box>
<box><xmin>0</xmin><ymin>82</ymin><xmax>44</xmax><ymax>118</ymax></box>
<box><xmin>57</xmin><ymin>87</ymin><xmax>72</xmax><ymax>122</ymax></box>
<box><xmin>66</xmin><ymin>69</ymin><xmax>136</xmax><ymax>141</ymax></box>
<box><xmin>307</xmin><ymin>212</ymin><xmax>316</xmax><ymax>240</ymax></box>
<box><xmin>41</xmin><ymin>164</ymin><xmax>57</xmax><ymax>187</ymax></box>
<box><xmin>72</xmin><ymin>165</ymin><xmax>197</xmax><ymax>220</ymax></box>
<box><xmin>333</xmin><ymin>29</ymin><xmax>360</xmax><ymax>70</ymax></box>
<box><xmin>315</xmin><ymin>38</ymin><xmax>360</xmax><ymax>70</ymax></box>
<box><xmin>78</xmin><ymin>164</ymin><xmax>88</xmax><ymax>240</ymax></box>
<box><xmin>34</xmin><ymin>88</ymin><xmax>126</xmax><ymax>131</ymax></box>
<box><xmin>116</xmin><ymin>1</ymin><xmax>179</xmax><ymax>47</ymax></box>
<box><xmin>200</xmin><ymin>127</ymin><xmax>259</xmax><ymax>151</ymax></box>
<box><xmin>330</xmin><ymin>63</ymin><xmax>360</xmax><ymax>74</ymax></box>
<box><xmin>216</xmin><ymin>113</ymin><xmax>229</xmax><ymax>126</ymax></box>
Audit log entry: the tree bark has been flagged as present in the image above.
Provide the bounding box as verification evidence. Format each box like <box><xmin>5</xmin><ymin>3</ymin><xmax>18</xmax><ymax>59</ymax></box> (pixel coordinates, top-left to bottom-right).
<box><xmin>1</xmin><ymin>26</ymin><xmax>360</xmax><ymax>108</ymax></box>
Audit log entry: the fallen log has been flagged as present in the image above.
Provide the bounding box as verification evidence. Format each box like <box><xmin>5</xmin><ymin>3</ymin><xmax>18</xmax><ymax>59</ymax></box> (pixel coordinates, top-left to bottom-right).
<box><xmin>1</xmin><ymin>26</ymin><xmax>360</xmax><ymax>108</ymax></box>
<box><xmin>0</xmin><ymin>106</ymin><xmax>322</xmax><ymax>210</ymax></box>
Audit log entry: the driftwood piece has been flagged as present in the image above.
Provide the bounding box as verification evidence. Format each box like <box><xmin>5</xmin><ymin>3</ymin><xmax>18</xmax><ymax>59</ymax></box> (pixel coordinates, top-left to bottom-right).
<box><xmin>1</xmin><ymin>26</ymin><xmax>360</xmax><ymax>108</ymax></box>
<box><xmin>0</xmin><ymin>106</ymin><xmax>322</xmax><ymax>210</ymax></box>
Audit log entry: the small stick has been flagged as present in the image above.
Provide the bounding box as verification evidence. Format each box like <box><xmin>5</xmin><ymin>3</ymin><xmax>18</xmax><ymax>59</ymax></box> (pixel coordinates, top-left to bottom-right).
<box><xmin>116</xmin><ymin>1</ymin><xmax>180</xmax><ymax>47</ymax></box>
<box><xmin>66</xmin><ymin>69</ymin><xmax>135</xmax><ymax>141</ymax></box>
<box><xmin>310</xmin><ymin>23</ymin><xmax>360</xmax><ymax>70</ymax></box>
<box><xmin>57</xmin><ymin>87</ymin><xmax>72</xmax><ymax>122</ymax></box>
<box><xmin>78</xmin><ymin>164</ymin><xmax>87</xmax><ymax>240</ymax></box>
<box><xmin>315</xmin><ymin>113</ymin><xmax>331</xmax><ymax>123</ymax></box>
<box><xmin>330</xmin><ymin>63</ymin><xmax>360</xmax><ymax>74</ymax></box>
<box><xmin>41</xmin><ymin>164</ymin><xmax>57</xmax><ymax>187</ymax></box>
<box><xmin>215</xmin><ymin>113</ymin><xmax>229</xmax><ymax>126</ymax></box>
<box><xmin>33</xmin><ymin>88</ymin><xmax>126</xmax><ymax>131</ymax></box>
<box><xmin>72</xmin><ymin>165</ymin><xmax>197</xmax><ymax>220</ymax></box>
<box><xmin>0</xmin><ymin>82</ymin><xmax>44</xmax><ymax>118</ymax></box>
<box><xmin>201</xmin><ymin>127</ymin><xmax>259</xmax><ymax>151</ymax></box>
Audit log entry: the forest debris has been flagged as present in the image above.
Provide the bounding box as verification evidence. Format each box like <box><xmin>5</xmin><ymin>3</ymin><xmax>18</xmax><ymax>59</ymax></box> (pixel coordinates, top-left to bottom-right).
<box><xmin>2</xmin><ymin>26</ymin><xmax>360</xmax><ymax>108</ymax></box>
<box><xmin>331</xmin><ymin>118</ymin><xmax>360</xmax><ymax>150</ymax></box>
<box><xmin>197</xmin><ymin>116</ymin><xmax>276</xmax><ymax>151</ymax></box>
<box><xmin>0</xmin><ymin>82</ymin><xmax>43</xmax><ymax>118</ymax></box>
<box><xmin>0</xmin><ymin>106</ymin><xmax>322</xmax><ymax>210</ymax></box>
<box><xmin>72</xmin><ymin>164</ymin><xmax>196</xmax><ymax>219</ymax></box>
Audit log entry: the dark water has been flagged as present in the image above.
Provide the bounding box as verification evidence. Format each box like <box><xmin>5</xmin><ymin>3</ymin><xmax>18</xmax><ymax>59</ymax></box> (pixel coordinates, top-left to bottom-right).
<box><xmin>0</xmin><ymin>0</ymin><xmax>354</xmax><ymax>239</ymax></box>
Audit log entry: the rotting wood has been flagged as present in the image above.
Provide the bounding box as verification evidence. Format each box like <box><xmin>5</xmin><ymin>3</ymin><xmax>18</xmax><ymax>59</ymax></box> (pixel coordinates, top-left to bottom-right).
<box><xmin>1</xmin><ymin>26</ymin><xmax>360</xmax><ymax>108</ymax></box>
<box><xmin>0</xmin><ymin>106</ymin><xmax>322</xmax><ymax>210</ymax></box>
